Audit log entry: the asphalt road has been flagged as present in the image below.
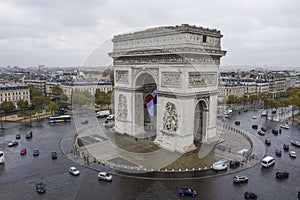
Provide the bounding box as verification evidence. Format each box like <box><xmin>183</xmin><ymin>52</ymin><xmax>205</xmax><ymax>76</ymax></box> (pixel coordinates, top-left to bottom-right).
<box><xmin>0</xmin><ymin>110</ymin><xmax>299</xmax><ymax>200</ymax></box>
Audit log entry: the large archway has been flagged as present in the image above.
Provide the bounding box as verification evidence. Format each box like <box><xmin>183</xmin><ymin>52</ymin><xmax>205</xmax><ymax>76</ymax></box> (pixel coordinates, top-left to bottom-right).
<box><xmin>134</xmin><ymin>73</ymin><xmax>157</xmax><ymax>137</ymax></box>
<box><xmin>194</xmin><ymin>100</ymin><xmax>208</xmax><ymax>146</ymax></box>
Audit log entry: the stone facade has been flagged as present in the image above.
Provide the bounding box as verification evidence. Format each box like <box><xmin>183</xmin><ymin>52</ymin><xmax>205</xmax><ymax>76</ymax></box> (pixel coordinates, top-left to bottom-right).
<box><xmin>0</xmin><ymin>84</ymin><xmax>30</xmax><ymax>107</ymax></box>
<box><xmin>110</xmin><ymin>24</ymin><xmax>226</xmax><ymax>153</ymax></box>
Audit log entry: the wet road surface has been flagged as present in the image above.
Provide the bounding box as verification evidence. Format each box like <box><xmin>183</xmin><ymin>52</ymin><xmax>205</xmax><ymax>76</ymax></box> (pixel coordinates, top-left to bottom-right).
<box><xmin>0</xmin><ymin>110</ymin><xmax>299</xmax><ymax>200</ymax></box>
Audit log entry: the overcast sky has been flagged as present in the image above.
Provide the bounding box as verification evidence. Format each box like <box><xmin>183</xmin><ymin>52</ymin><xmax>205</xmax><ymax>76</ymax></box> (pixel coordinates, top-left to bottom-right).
<box><xmin>1</xmin><ymin>0</ymin><xmax>299</xmax><ymax>69</ymax></box>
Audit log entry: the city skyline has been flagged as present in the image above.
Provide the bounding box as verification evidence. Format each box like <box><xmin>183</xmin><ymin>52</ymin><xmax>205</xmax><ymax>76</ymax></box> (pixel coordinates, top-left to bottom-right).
<box><xmin>1</xmin><ymin>0</ymin><xmax>300</xmax><ymax>68</ymax></box>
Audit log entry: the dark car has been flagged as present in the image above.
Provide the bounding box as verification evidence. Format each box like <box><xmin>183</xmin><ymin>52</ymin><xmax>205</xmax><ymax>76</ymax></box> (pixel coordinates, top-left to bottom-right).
<box><xmin>36</xmin><ymin>182</ymin><xmax>46</xmax><ymax>193</ymax></box>
<box><xmin>298</xmin><ymin>191</ymin><xmax>300</xmax><ymax>199</ymax></box>
<box><xmin>252</xmin><ymin>125</ymin><xmax>258</xmax><ymax>129</ymax></box>
<box><xmin>244</xmin><ymin>191</ymin><xmax>257</xmax><ymax>199</ymax></box>
<box><xmin>283</xmin><ymin>144</ymin><xmax>289</xmax><ymax>151</ymax></box>
<box><xmin>235</xmin><ymin>121</ymin><xmax>240</xmax><ymax>125</ymax></box>
<box><xmin>261</xmin><ymin>127</ymin><xmax>267</xmax><ymax>132</ymax></box>
<box><xmin>33</xmin><ymin>149</ymin><xmax>39</xmax><ymax>156</ymax></box>
<box><xmin>252</xmin><ymin>124</ymin><xmax>258</xmax><ymax>129</ymax></box>
<box><xmin>291</xmin><ymin>140</ymin><xmax>300</xmax><ymax>147</ymax></box>
<box><xmin>51</xmin><ymin>151</ymin><xmax>57</xmax><ymax>159</ymax></box>
<box><xmin>8</xmin><ymin>140</ymin><xmax>19</xmax><ymax>147</ymax></box>
<box><xmin>272</xmin><ymin>129</ymin><xmax>279</xmax><ymax>134</ymax></box>
<box><xmin>265</xmin><ymin>139</ymin><xmax>271</xmax><ymax>145</ymax></box>
<box><xmin>229</xmin><ymin>160</ymin><xmax>240</xmax><ymax>168</ymax></box>
<box><xmin>15</xmin><ymin>134</ymin><xmax>21</xmax><ymax>139</ymax></box>
<box><xmin>26</xmin><ymin>131</ymin><xmax>32</xmax><ymax>139</ymax></box>
<box><xmin>276</xmin><ymin>171</ymin><xmax>289</xmax><ymax>179</ymax></box>
<box><xmin>179</xmin><ymin>187</ymin><xmax>197</xmax><ymax>197</ymax></box>
<box><xmin>275</xmin><ymin>149</ymin><xmax>282</xmax><ymax>157</ymax></box>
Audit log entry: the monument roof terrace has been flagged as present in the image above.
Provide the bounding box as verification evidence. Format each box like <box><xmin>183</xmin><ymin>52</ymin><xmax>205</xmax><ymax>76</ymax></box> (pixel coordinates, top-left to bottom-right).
<box><xmin>113</xmin><ymin>24</ymin><xmax>222</xmax><ymax>41</ymax></box>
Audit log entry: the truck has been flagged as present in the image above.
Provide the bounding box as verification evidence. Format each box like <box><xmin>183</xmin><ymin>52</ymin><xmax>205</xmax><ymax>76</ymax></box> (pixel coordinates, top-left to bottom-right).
<box><xmin>96</xmin><ymin>110</ymin><xmax>110</xmax><ymax>118</ymax></box>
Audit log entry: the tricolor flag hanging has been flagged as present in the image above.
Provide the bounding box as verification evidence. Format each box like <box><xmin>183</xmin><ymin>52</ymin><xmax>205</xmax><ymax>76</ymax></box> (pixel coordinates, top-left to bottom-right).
<box><xmin>144</xmin><ymin>90</ymin><xmax>157</xmax><ymax>116</ymax></box>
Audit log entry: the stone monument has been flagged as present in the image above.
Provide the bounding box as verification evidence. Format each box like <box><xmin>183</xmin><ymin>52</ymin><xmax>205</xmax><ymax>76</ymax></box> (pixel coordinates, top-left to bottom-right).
<box><xmin>109</xmin><ymin>24</ymin><xmax>226</xmax><ymax>153</ymax></box>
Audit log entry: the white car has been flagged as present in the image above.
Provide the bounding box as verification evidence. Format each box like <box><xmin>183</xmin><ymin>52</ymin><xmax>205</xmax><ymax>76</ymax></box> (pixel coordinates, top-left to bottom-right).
<box><xmin>69</xmin><ymin>167</ymin><xmax>80</xmax><ymax>176</ymax></box>
<box><xmin>98</xmin><ymin>172</ymin><xmax>112</xmax><ymax>181</ymax></box>
<box><xmin>233</xmin><ymin>175</ymin><xmax>249</xmax><ymax>183</ymax></box>
<box><xmin>289</xmin><ymin>151</ymin><xmax>296</xmax><ymax>158</ymax></box>
<box><xmin>213</xmin><ymin>163</ymin><xmax>228</xmax><ymax>171</ymax></box>
<box><xmin>280</xmin><ymin>124</ymin><xmax>289</xmax><ymax>129</ymax></box>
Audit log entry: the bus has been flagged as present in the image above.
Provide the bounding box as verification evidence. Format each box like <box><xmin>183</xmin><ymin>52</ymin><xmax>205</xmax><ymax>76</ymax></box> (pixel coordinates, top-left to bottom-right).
<box><xmin>49</xmin><ymin>115</ymin><xmax>71</xmax><ymax>123</ymax></box>
<box><xmin>0</xmin><ymin>151</ymin><xmax>4</xmax><ymax>164</ymax></box>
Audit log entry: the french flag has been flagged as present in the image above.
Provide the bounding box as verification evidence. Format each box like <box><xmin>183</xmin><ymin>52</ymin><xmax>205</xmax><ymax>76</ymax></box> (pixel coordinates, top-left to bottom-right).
<box><xmin>144</xmin><ymin>90</ymin><xmax>157</xmax><ymax>116</ymax></box>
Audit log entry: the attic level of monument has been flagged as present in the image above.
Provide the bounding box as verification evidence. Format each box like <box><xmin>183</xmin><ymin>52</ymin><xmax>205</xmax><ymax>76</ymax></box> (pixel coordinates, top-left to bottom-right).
<box><xmin>112</xmin><ymin>24</ymin><xmax>223</xmax><ymax>41</ymax></box>
<box><xmin>110</xmin><ymin>24</ymin><xmax>226</xmax><ymax>59</ymax></box>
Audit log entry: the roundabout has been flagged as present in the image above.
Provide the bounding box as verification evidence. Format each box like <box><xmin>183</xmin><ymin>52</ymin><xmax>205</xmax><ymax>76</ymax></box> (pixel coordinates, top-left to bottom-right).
<box><xmin>62</xmin><ymin>113</ymin><xmax>265</xmax><ymax>179</ymax></box>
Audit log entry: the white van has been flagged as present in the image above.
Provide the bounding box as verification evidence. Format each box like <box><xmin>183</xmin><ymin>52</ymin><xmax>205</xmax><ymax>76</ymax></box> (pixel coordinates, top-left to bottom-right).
<box><xmin>261</xmin><ymin>156</ymin><xmax>275</xmax><ymax>167</ymax></box>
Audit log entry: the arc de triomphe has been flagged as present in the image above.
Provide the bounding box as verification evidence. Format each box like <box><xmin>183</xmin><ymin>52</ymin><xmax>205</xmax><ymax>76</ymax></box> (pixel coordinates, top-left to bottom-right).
<box><xmin>109</xmin><ymin>24</ymin><xmax>226</xmax><ymax>153</ymax></box>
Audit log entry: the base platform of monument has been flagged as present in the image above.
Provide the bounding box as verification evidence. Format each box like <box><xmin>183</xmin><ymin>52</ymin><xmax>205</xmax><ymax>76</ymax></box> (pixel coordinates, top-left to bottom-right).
<box><xmin>72</xmin><ymin>122</ymin><xmax>257</xmax><ymax>177</ymax></box>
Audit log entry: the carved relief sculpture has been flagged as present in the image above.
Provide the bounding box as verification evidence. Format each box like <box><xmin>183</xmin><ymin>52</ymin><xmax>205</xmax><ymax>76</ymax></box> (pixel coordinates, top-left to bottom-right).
<box><xmin>189</xmin><ymin>72</ymin><xmax>217</xmax><ymax>87</ymax></box>
<box><xmin>117</xmin><ymin>94</ymin><xmax>128</xmax><ymax>119</ymax></box>
<box><xmin>116</xmin><ymin>70</ymin><xmax>129</xmax><ymax>83</ymax></box>
<box><xmin>162</xmin><ymin>72</ymin><xmax>181</xmax><ymax>87</ymax></box>
<box><xmin>162</xmin><ymin>102</ymin><xmax>178</xmax><ymax>134</ymax></box>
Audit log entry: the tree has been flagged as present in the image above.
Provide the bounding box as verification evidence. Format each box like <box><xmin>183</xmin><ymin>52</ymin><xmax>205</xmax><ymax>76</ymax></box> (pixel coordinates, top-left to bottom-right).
<box><xmin>32</xmin><ymin>96</ymin><xmax>46</xmax><ymax>120</ymax></box>
<box><xmin>17</xmin><ymin>99</ymin><xmax>29</xmax><ymax>122</ymax></box>
<box><xmin>52</xmin><ymin>85</ymin><xmax>63</xmax><ymax>101</ymax></box>
<box><xmin>29</xmin><ymin>85</ymin><xmax>43</xmax><ymax>99</ymax></box>
<box><xmin>45</xmin><ymin>102</ymin><xmax>59</xmax><ymax>116</ymax></box>
<box><xmin>0</xmin><ymin>101</ymin><xmax>15</xmax><ymax>129</ymax></box>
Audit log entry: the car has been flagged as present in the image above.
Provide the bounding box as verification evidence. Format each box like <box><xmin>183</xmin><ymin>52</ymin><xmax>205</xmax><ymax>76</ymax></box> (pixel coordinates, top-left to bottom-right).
<box><xmin>298</xmin><ymin>191</ymin><xmax>300</xmax><ymax>199</ymax></box>
<box><xmin>272</xmin><ymin>129</ymin><xmax>279</xmax><ymax>134</ymax></box>
<box><xmin>20</xmin><ymin>148</ymin><xmax>27</xmax><ymax>155</ymax></box>
<box><xmin>289</xmin><ymin>151</ymin><xmax>296</xmax><ymax>158</ymax></box>
<box><xmin>69</xmin><ymin>166</ymin><xmax>80</xmax><ymax>176</ymax></box>
<box><xmin>8</xmin><ymin>140</ymin><xmax>18</xmax><ymax>147</ymax></box>
<box><xmin>252</xmin><ymin>116</ymin><xmax>257</xmax><ymax>119</ymax></box>
<box><xmin>36</xmin><ymin>182</ymin><xmax>46</xmax><ymax>193</ymax></box>
<box><xmin>104</xmin><ymin>123</ymin><xmax>114</xmax><ymax>128</ymax></box>
<box><xmin>229</xmin><ymin>160</ymin><xmax>240</xmax><ymax>168</ymax></box>
<box><xmin>98</xmin><ymin>172</ymin><xmax>112</xmax><ymax>182</ymax></box>
<box><xmin>179</xmin><ymin>187</ymin><xmax>197</xmax><ymax>197</ymax></box>
<box><xmin>283</xmin><ymin>144</ymin><xmax>289</xmax><ymax>151</ymax></box>
<box><xmin>51</xmin><ymin>151</ymin><xmax>57</xmax><ymax>159</ymax></box>
<box><xmin>265</xmin><ymin>139</ymin><xmax>271</xmax><ymax>145</ymax></box>
<box><xmin>107</xmin><ymin>114</ymin><xmax>115</xmax><ymax>120</ymax></box>
<box><xmin>275</xmin><ymin>149</ymin><xmax>282</xmax><ymax>157</ymax></box>
<box><xmin>276</xmin><ymin>171</ymin><xmax>289</xmax><ymax>179</ymax></box>
<box><xmin>261</xmin><ymin>127</ymin><xmax>267</xmax><ymax>132</ymax></box>
<box><xmin>258</xmin><ymin>130</ymin><xmax>265</xmax><ymax>135</ymax></box>
<box><xmin>280</xmin><ymin>124</ymin><xmax>289</xmax><ymax>129</ymax></box>
<box><xmin>33</xmin><ymin>149</ymin><xmax>39</xmax><ymax>156</ymax></box>
<box><xmin>26</xmin><ymin>131</ymin><xmax>32</xmax><ymax>139</ymax></box>
<box><xmin>233</xmin><ymin>175</ymin><xmax>248</xmax><ymax>183</ymax></box>
<box><xmin>252</xmin><ymin>125</ymin><xmax>258</xmax><ymax>129</ymax></box>
<box><xmin>15</xmin><ymin>134</ymin><xmax>21</xmax><ymax>139</ymax></box>
<box><xmin>235</xmin><ymin>121</ymin><xmax>240</xmax><ymax>125</ymax></box>
<box><xmin>213</xmin><ymin>163</ymin><xmax>228</xmax><ymax>171</ymax></box>
<box><xmin>244</xmin><ymin>191</ymin><xmax>258</xmax><ymax>199</ymax></box>
<box><xmin>81</xmin><ymin>120</ymin><xmax>89</xmax><ymax>124</ymax></box>
<box><xmin>291</xmin><ymin>140</ymin><xmax>300</xmax><ymax>147</ymax></box>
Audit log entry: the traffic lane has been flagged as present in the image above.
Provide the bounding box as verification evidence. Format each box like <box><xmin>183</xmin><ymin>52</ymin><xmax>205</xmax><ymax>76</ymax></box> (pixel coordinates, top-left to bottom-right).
<box><xmin>75</xmin><ymin>171</ymin><xmax>153</xmax><ymax>200</ymax></box>
<box><xmin>0</xmin><ymin>120</ymin><xmax>77</xmax><ymax>183</ymax></box>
